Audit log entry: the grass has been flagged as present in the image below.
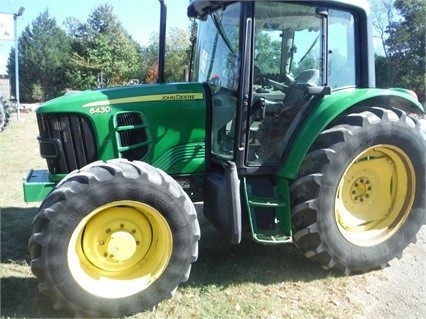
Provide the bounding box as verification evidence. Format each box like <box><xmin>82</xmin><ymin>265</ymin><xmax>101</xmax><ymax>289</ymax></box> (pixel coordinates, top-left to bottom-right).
<box><xmin>1</xmin><ymin>111</ymin><xmax>373</xmax><ymax>319</ymax></box>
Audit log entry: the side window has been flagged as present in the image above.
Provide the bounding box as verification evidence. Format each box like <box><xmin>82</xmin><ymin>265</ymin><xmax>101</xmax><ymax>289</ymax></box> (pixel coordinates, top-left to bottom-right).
<box><xmin>328</xmin><ymin>10</ymin><xmax>356</xmax><ymax>89</ymax></box>
<box><xmin>248</xmin><ymin>5</ymin><xmax>356</xmax><ymax>167</ymax></box>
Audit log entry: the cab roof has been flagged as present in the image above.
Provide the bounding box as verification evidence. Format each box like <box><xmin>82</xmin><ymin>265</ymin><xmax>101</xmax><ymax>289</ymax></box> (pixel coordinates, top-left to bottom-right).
<box><xmin>187</xmin><ymin>0</ymin><xmax>370</xmax><ymax>20</ymax></box>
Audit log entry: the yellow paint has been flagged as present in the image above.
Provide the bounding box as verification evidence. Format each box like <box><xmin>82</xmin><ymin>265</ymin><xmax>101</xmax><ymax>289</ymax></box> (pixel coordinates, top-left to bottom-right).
<box><xmin>335</xmin><ymin>145</ymin><xmax>415</xmax><ymax>247</ymax></box>
<box><xmin>82</xmin><ymin>93</ymin><xmax>204</xmax><ymax>108</ymax></box>
<box><xmin>67</xmin><ymin>200</ymin><xmax>173</xmax><ymax>298</ymax></box>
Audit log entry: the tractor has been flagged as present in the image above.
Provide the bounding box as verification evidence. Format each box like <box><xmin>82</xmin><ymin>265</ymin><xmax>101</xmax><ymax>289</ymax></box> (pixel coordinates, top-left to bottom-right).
<box><xmin>23</xmin><ymin>0</ymin><xmax>425</xmax><ymax>317</ymax></box>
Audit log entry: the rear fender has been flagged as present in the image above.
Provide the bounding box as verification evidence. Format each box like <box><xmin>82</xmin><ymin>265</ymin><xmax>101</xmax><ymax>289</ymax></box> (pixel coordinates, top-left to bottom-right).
<box><xmin>279</xmin><ymin>87</ymin><xmax>424</xmax><ymax>179</ymax></box>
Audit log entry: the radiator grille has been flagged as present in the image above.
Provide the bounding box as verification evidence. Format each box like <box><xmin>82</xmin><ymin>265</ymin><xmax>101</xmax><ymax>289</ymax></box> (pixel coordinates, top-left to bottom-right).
<box><xmin>37</xmin><ymin>113</ymin><xmax>97</xmax><ymax>174</ymax></box>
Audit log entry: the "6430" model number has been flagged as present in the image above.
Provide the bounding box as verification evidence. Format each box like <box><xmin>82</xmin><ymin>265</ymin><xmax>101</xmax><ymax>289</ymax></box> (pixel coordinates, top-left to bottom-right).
<box><xmin>89</xmin><ymin>106</ymin><xmax>111</xmax><ymax>114</ymax></box>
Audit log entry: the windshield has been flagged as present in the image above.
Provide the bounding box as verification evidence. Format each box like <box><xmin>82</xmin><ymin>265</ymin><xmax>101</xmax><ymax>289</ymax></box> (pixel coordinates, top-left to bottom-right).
<box><xmin>192</xmin><ymin>3</ymin><xmax>241</xmax><ymax>160</ymax></box>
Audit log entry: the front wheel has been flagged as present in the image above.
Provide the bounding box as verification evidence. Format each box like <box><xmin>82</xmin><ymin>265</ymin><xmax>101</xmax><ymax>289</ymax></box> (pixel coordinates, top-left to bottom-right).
<box><xmin>28</xmin><ymin>159</ymin><xmax>200</xmax><ymax>317</ymax></box>
<box><xmin>290</xmin><ymin>107</ymin><xmax>425</xmax><ymax>274</ymax></box>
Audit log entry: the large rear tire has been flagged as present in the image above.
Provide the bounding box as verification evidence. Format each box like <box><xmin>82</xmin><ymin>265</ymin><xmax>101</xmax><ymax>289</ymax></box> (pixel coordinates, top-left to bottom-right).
<box><xmin>290</xmin><ymin>107</ymin><xmax>425</xmax><ymax>274</ymax></box>
<box><xmin>28</xmin><ymin>159</ymin><xmax>200</xmax><ymax>317</ymax></box>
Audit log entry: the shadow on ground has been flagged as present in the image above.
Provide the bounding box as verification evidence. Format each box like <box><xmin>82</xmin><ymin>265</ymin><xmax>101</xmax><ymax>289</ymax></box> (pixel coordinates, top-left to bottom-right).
<box><xmin>1</xmin><ymin>207</ymin><xmax>71</xmax><ymax>318</ymax></box>
<box><xmin>1</xmin><ymin>204</ymin><xmax>336</xmax><ymax>318</ymax></box>
<box><xmin>185</xmin><ymin>204</ymin><xmax>333</xmax><ymax>288</ymax></box>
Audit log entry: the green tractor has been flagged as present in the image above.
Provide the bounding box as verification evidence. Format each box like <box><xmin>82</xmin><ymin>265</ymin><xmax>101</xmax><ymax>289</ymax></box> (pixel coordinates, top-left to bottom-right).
<box><xmin>24</xmin><ymin>0</ymin><xmax>425</xmax><ymax>317</ymax></box>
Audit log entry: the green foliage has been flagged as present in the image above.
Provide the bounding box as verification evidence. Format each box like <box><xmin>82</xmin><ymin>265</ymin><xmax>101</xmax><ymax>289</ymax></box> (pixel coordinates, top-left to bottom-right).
<box><xmin>255</xmin><ymin>32</ymin><xmax>281</xmax><ymax>75</ymax></box>
<box><xmin>66</xmin><ymin>4</ymin><xmax>142</xmax><ymax>88</ymax></box>
<box><xmin>386</xmin><ymin>0</ymin><xmax>425</xmax><ymax>102</ymax></box>
<box><xmin>7</xmin><ymin>4</ymin><xmax>191</xmax><ymax>101</ymax></box>
<box><xmin>6</xmin><ymin>1</ymin><xmax>423</xmax><ymax>103</ymax></box>
<box><xmin>140</xmin><ymin>32</ymin><xmax>160</xmax><ymax>83</ymax></box>
<box><xmin>140</xmin><ymin>27</ymin><xmax>193</xmax><ymax>83</ymax></box>
<box><xmin>7</xmin><ymin>9</ymin><xmax>71</xmax><ymax>101</ymax></box>
<box><xmin>375</xmin><ymin>54</ymin><xmax>391</xmax><ymax>88</ymax></box>
<box><xmin>165</xmin><ymin>27</ymin><xmax>192</xmax><ymax>82</ymax></box>
<box><xmin>31</xmin><ymin>83</ymin><xmax>44</xmax><ymax>102</ymax></box>
<box><xmin>375</xmin><ymin>0</ymin><xmax>425</xmax><ymax>103</ymax></box>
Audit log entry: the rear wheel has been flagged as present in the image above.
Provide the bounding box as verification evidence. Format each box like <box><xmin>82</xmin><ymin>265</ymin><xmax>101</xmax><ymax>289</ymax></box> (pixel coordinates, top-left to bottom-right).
<box><xmin>28</xmin><ymin>159</ymin><xmax>200</xmax><ymax>317</ymax></box>
<box><xmin>290</xmin><ymin>107</ymin><xmax>425</xmax><ymax>273</ymax></box>
<box><xmin>335</xmin><ymin>145</ymin><xmax>414</xmax><ymax>246</ymax></box>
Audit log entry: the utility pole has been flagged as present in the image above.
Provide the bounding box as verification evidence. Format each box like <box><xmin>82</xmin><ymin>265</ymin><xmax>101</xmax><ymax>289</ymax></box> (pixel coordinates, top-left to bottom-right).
<box><xmin>14</xmin><ymin>7</ymin><xmax>24</xmax><ymax>120</ymax></box>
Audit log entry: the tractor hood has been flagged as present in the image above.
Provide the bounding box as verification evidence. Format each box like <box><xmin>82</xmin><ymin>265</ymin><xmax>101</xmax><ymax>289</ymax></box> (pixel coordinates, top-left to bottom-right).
<box><xmin>33</xmin><ymin>82</ymin><xmax>208</xmax><ymax>181</ymax></box>
<box><xmin>37</xmin><ymin>83</ymin><xmax>205</xmax><ymax>114</ymax></box>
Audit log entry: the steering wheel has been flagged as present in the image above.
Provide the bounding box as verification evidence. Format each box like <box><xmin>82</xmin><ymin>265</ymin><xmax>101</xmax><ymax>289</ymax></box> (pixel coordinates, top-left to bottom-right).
<box><xmin>275</xmin><ymin>69</ymin><xmax>319</xmax><ymax>116</ymax></box>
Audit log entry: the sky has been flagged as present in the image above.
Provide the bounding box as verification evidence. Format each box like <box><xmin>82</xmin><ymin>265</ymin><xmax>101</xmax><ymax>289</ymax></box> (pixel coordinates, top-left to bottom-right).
<box><xmin>0</xmin><ymin>0</ymin><xmax>192</xmax><ymax>74</ymax></box>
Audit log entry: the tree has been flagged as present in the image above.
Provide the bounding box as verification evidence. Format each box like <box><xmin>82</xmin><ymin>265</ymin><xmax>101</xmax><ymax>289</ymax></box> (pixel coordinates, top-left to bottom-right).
<box><xmin>31</xmin><ymin>82</ymin><xmax>44</xmax><ymax>102</ymax></box>
<box><xmin>66</xmin><ymin>4</ymin><xmax>142</xmax><ymax>89</ymax></box>
<box><xmin>140</xmin><ymin>32</ymin><xmax>160</xmax><ymax>83</ymax></box>
<box><xmin>145</xmin><ymin>64</ymin><xmax>158</xmax><ymax>84</ymax></box>
<box><xmin>370</xmin><ymin>0</ymin><xmax>395</xmax><ymax>86</ymax></box>
<box><xmin>7</xmin><ymin>9</ymin><xmax>71</xmax><ymax>101</ymax></box>
<box><xmin>255</xmin><ymin>32</ymin><xmax>282</xmax><ymax>75</ymax></box>
<box><xmin>141</xmin><ymin>27</ymin><xmax>191</xmax><ymax>83</ymax></box>
<box><xmin>370</xmin><ymin>0</ymin><xmax>395</xmax><ymax>58</ymax></box>
<box><xmin>374</xmin><ymin>54</ymin><xmax>391</xmax><ymax>88</ymax></box>
<box><xmin>370</xmin><ymin>0</ymin><xmax>425</xmax><ymax>102</ymax></box>
<box><xmin>385</xmin><ymin>0</ymin><xmax>425</xmax><ymax>102</ymax></box>
<box><xmin>165</xmin><ymin>27</ymin><xmax>191</xmax><ymax>82</ymax></box>
<box><xmin>6</xmin><ymin>3</ymin><xmax>195</xmax><ymax>96</ymax></box>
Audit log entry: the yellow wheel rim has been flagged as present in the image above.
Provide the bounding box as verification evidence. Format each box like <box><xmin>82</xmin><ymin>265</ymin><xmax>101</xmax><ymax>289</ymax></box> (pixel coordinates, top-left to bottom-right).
<box><xmin>336</xmin><ymin>145</ymin><xmax>415</xmax><ymax>246</ymax></box>
<box><xmin>67</xmin><ymin>200</ymin><xmax>173</xmax><ymax>299</ymax></box>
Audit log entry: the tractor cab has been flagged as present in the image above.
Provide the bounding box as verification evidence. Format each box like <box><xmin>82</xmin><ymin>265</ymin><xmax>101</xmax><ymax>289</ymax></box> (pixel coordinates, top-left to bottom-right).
<box><xmin>188</xmin><ymin>1</ymin><xmax>368</xmax><ymax>243</ymax></box>
<box><xmin>189</xmin><ymin>1</ymin><xmax>362</xmax><ymax>170</ymax></box>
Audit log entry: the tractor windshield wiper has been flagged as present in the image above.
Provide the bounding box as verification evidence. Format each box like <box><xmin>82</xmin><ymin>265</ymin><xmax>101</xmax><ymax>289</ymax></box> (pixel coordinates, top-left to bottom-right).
<box><xmin>211</xmin><ymin>12</ymin><xmax>235</xmax><ymax>54</ymax></box>
<box><xmin>298</xmin><ymin>34</ymin><xmax>319</xmax><ymax>65</ymax></box>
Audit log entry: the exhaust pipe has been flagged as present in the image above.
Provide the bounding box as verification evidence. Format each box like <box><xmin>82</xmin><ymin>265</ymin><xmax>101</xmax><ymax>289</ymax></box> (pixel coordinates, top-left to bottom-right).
<box><xmin>158</xmin><ymin>0</ymin><xmax>167</xmax><ymax>83</ymax></box>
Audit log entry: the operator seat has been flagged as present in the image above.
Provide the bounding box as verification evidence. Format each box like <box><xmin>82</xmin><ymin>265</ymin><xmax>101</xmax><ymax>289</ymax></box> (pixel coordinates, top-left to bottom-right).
<box><xmin>265</xmin><ymin>69</ymin><xmax>320</xmax><ymax>116</ymax></box>
<box><xmin>254</xmin><ymin>69</ymin><xmax>320</xmax><ymax>164</ymax></box>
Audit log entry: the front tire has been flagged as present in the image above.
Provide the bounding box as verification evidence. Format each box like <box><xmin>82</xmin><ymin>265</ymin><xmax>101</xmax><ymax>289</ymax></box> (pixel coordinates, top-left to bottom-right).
<box><xmin>290</xmin><ymin>107</ymin><xmax>425</xmax><ymax>274</ymax></box>
<box><xmin>28</xmin><ymin>159</ymin><xmax>200</xmax><ymax>317</ymax></box>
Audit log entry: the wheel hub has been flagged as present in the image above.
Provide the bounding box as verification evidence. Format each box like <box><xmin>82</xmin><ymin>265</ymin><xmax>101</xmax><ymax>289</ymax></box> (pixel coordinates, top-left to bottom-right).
<box><xmin>106</xmin><ymin>231</ymin><xmax>138</xmax><ymax>262</ymax></box>
<box><xmin>350</xmin><ymin>177</ymin><xmax>372</xmax><ymax>203</ymax></box>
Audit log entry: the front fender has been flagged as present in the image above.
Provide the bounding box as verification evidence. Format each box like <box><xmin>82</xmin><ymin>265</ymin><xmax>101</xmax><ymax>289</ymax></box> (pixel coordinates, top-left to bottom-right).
<box><xmin>279</xmin><ymin>87</ymin><xmax>424</xmax><ymax>179</ymax></box>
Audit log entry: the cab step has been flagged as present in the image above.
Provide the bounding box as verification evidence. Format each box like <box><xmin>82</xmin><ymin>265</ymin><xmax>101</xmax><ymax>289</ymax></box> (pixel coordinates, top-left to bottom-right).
<box><xmin>243</xmin><ymin>176</ymin><xmax>292</xmax><ymax>244</ymax></box>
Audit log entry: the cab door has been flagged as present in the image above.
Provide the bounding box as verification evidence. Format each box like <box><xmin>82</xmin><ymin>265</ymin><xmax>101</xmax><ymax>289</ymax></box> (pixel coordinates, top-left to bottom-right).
<box><xmin>190</xmin><ymin>2</ymin><xmax>246</xmax><ymax>243</ymax></box>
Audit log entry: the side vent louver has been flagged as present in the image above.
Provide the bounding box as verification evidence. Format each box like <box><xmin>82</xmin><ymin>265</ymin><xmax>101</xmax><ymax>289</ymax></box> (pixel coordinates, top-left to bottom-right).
<box><xmin>113</xmin><ymin>112</ymin><xmax>151</xmax><ymax>161</ymax></box>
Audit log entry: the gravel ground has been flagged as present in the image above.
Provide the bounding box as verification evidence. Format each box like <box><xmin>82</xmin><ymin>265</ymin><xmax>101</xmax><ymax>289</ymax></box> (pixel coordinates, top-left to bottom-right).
<box><xmin>352</xmin><ymin>116</ymin><xmax>426</xmax><ymax>319</ymax></box>
<box><xmin>352</xmin><ymin>226</ymin><xmax>426</xmax><ymax>319</ymax></box>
